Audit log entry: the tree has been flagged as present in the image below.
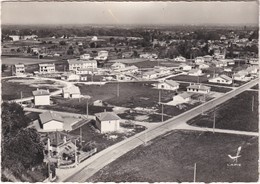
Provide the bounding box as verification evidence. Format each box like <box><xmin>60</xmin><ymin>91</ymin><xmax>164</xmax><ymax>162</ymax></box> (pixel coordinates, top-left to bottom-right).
<box><xmin>59</xmin><ymin>40</ymin><xmax>66</xmax><ymax>45</ymax></box>
<box><xmin>2</xmin><ymin>64</ymin><xmax>8</xmax><ymax>72</ymax></box>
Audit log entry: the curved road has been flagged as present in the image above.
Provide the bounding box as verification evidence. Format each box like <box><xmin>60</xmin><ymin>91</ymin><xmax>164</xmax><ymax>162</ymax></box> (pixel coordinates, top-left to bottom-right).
<box><xmin>56</xmin><ymin>78</ymin><xmax>259</xmax><ymax>182</ymax></box>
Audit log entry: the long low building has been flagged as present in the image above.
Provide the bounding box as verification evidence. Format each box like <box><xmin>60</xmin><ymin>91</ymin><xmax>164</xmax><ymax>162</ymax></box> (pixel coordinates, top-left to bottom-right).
<box><xmin>68</xmin><ymin>59</ymin><xmax>97</xmax><ymax>71</ymax></box>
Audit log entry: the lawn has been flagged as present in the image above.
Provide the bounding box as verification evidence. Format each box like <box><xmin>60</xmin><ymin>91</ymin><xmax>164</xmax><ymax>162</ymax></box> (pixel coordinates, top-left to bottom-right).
<box><xmin>169</xmin><ymin>74</ymin><xmax>209</xmax><ymax>83</ymax></box>
<box><xmin>69</xmin><ymin>120</ymin><xmax>146</xmax><ymax>152</ymax></box>
<box><xmin>187</xmin><ymin>91</ymin><xmax>259</xmax><ymax>132</ymax></box>
<box><xmin>1</xmin><ymin>56</ymin><xmax>58</xmax><ymax>65</ymax></box>
<box><xmin>2</xmin><ymin>78</ymin><xmax>60</xmax><ymax>100</ymax></box>
<box><xmin>88</xmin><ymin>130</ymin><xmax>258</xmax><ymax>182</ymax></box>
<box><xmin>251</xmin><ymin>84</ymin><xmax>259</xmax><ymax>90</ymax></box>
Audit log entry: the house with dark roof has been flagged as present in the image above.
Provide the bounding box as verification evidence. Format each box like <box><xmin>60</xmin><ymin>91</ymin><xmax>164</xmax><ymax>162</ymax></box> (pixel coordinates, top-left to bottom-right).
<box><xmin>187</xmin><ymin>84</ymin><xmax>211</xmax><ymax>94</ymax></box>
<box><xmin>32</xmin><ymin>89</ymin><xmax>50</xmax><ymax>106</ymax></box>
<box><xmin>95</xmin><ymin>112</ymin><xmax>121</xmax><ymax>133</ymax></box>
<box><xmin>208</xmin><ymin>74</ymin><xmax>233</xmax><ymax>85</ymax></box>
<box><xmin>39</xmin><ymin>111</ymin><xmax>64</xmax><ymax>131</ymax></box>
<box><xmin>157</xmin><ymin>80</ymin><xmax>179</xmax><ymax>91</ymax></box>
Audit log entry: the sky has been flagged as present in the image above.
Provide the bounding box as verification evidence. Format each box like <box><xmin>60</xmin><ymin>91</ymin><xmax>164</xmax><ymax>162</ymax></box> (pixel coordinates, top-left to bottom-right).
<box><xmin>1</xmin><ymin>1</ymin><xmax>259</xmax><ymax>26</ymax></box>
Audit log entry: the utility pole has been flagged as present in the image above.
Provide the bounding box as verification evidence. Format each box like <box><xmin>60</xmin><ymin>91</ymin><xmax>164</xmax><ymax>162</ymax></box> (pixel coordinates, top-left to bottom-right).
<box><xmin>117</xmin><ymin>82</ymin><xmax>120</xmax><ymax>97</ymax></box>
<box><xmin>213</xmin><ymin>109</ymin><xmax>216</xmax><ymax>134</ymax></box>
<box><xmin>20</xmin><ymin>91</ymin><xmax>23</xmax><ymax>99</ymax></box>
<box><xmin>86</xmin><ymin>99</ymin><xmax>89</xmax><ymax>118</ymax></box>
<box><xmin>193</xmin><ymin>163</ymin><xmax>197</xmax><ymax>183</ymax></box>
<box><xmin>159</xmin><ymin>89</ymin><xmax>161</xmax><ymax>104</ymax></box>
<box><xmin>80</xmin><ymin>127</ymin><xmax>82</xmax><ymax>149</ymax></box>
<box><xmin>74</xmin><ymin>139</ymin><xmax>77</xmax><ymax>166</ymax></box>
<box><xmin>252</xmin><ymin>95</ymin><xmax>254</xmax><ymax>112</ymax></box>
<box><xmin>161</xmin><ymin>103</ymin><xmax>164</xmax><ymax>122</ymax></box>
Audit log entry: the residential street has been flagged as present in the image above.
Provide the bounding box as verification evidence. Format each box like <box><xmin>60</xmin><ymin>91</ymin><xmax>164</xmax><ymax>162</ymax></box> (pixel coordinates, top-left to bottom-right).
<box><xmin>56</xmin><ymin>78</ymin><xmax>258</xmax><ymax>182</ymax></box>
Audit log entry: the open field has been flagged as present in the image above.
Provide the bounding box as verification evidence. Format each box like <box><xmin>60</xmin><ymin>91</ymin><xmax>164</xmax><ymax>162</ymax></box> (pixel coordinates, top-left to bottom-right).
<box><xmin>2</xmin><ymin>77</ymin><xmax>61</xmax><ymax>100</ymax></box>
<box><xmin>187</xmin><ymin>91</ymin><xmax>259</xmax><ymax>132</ymax></box>
<box><xmin>1</xmin><ymin>56</ymin><xmax>58</xmax><ymax>65</ymax></box>
<box><xmin>251</xmin><ymin>84</ymin><xmax>259</xmax><ymax>90</ymax></box>
<box><xmin>88</xmin><ymin>130</ymin><xmax>258</xmax><ymax>182</ymax></box>
<box><xmin>69</xmin><ymin>120</ymin><xmax>146</xmax><ymax>152</ymax></box>
<box><xmin>169</xmin><ymin>74</ymin><xmax>209</xmax><ymax>83</ymax></box>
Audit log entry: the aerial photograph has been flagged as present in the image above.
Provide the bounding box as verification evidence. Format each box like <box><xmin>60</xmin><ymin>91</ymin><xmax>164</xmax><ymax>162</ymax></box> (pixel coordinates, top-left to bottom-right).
<box><xmin>1</xmin><ymin>1</ymin><xmax>259</xmax><ymax>182</ymax></box>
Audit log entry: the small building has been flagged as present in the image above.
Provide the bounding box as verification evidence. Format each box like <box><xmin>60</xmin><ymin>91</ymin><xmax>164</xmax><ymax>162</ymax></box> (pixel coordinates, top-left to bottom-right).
<box><xmin>157</xmin><ymin>80</ymin><xmax>179</xmax><ymax>91</ymax></box>
<box><xmin>188</xmin><ymin>69</ymin><xmax>203</xmax><ymax>76</ymax></box>
<box><xmin>39</xmin><ymin>63</ymin><xmax>55</xmax><ymax>73</ymax></box>
<box><xmin>115</xmin><ymin>65</ymin><xmax>138</xmax><ymax>74</ymax></box>
<box><xmin>212</xmin><ymin>60</ymin><xmax>227</xmax><ymax>68</ymax></box>
<box><xmin>95</xmin><ymin>51</ymin><xmax>108</xmax><ymax>61</ymax></box>
<box><xmin>179</xmin><ymin>64</ymin><xmax>192</xmax><ymax>71</ymax></box>
<box><xmin>198</xmin><ymin>63</ymin><xmax>210</xmax><ymax>69</ymax></box>
<box><xmin>203</xmin><ymin>55</ymin><xmax>213</xmax><ymax>62</ymax></box>
<box><xmin>249</xmin><ymin>58</ymin><xmax>258</xmax><ymax>65</ymax></box>
<box><xmin>80</xmin><ymin>75</ymin><xmax>88</xmax><ymax>81</ymax></box>
<box><xmin>111</xmin><ymin>62</ymin><xmax>126</xmax><ymax>70</ymax></box>
<box><xmin>95</xmin><ymin>112</ymin><xmax>121</xmax><ymax>133</ymax></box>
<box><xmin>93</xmin><ymin>100</ymin><xmax>103</xmax><ymax>106</ymax></box>
<box><xmin>195</xmin><ymin>57</ymin><xmax>205</xmax><ymax>64</ymax></box>
<box><xmin>39</xmin><ymin>111</ymin><xmax>64</xmax><ymax>131</ymax></box>
<box><xmin>9</xmin><ymin>35</ymin><xmax>20</xmax><ymax>41</ymax></box>
<box><xmin>172</xmin><ymin>92</ymin><xmax>191</xmax><ymax>106</ymax></box>
<box><xmin>61</xmin><ymin>73</ymin><xmax>80</xmax><ymax>81</ymax></box>
<box><xmin>80</xmin><ymin>54</ymin><xmax>91</xmax><ymax>60</ymax></box>
<box><xmin>32</xmin><ymin>89</ymin><xmax>50</xmax><ymax>106</ymax></box>
<box><xmin>142</xmin><ymin>71</ymin><xmax>158</xmax><ymax>79</ymax></box>
<box><xmin>187</xmin><ymin>84</ymin><xmax>211</xmax><ymax>94</ymax></box>
<box><xmin>208</xmin><ymin>74</ymin><xmax>233</xmax><ymax>85</ymax></box>
<box><xmin>75</xmin><ymin>68</ymin><xmax>98</xmax><ymax>75</ymax></box>
<box><xmin>174</xmin><ymin>56</ymin><xmax>186</xmax><ymax>62</ymax></box>
<box><xmin>62</xmin><ymin>86</ymin><xmax>81</xmax><ymax>99</ymax></box>
<box><xmin>13</xmin><ymin>64</ymin><xmax>25</xmax><ymax>75</ymax></box>
<box><xmin>233</xmin><ymin>71</ymin><xmax>248</xmax><ymax>81</ymax></box>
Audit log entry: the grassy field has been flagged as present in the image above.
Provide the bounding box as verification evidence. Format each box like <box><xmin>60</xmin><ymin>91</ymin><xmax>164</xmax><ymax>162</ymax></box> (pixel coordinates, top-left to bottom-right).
<box><xmin>1</xmin><ymin>56</ymin><xmax>58</xmax><ymax>65</ymax></box>
<box><xmin>69</xmin><ymin>120</ymin><xmax>146</xmax><ymax>152</ymax></box>
<box><xmin>251</xmin><ymin>84</ymin><xmax>259</xmax><ymax>90</ymax></box>
<box><xmin>187</xmin><ymin>91</ymin><xmax>259</xmax><ymax>132</ymax></box>
<box><xmin>2</xmin><ymin>78</ymin><xmax>60</xmax><ymax>100</ymax></box>
<box><xmin>169</xmin><ymin>74</ymin><xmax>209</xmax><ymax>83</ymax></box>
<box><xmin>88</xmin><ymin>130</ymin><xmax>258</xmax><ymax>182</ymax></box>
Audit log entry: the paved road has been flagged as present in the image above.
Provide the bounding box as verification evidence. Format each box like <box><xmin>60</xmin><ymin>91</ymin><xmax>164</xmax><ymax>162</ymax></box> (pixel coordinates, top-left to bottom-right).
<box><xmin>57</xmin><ymin>78</ymin><xmax>258</xmax><ymax>182</ymax></box>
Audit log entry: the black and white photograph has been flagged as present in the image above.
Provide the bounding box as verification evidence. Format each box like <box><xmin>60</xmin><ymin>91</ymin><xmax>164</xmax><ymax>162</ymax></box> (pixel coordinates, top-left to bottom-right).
<box><xmin>1</xmin><ymin>1</ymin><xmax>259</xmax><ymax>182</ymax></box>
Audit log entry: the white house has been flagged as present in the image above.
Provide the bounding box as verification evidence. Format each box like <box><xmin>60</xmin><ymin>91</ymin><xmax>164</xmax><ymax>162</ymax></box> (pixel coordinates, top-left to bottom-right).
<box><xmin>249</xmin><ymin>58</ymin><xmax>258</xmax><ymax>65</ymax></box>
<box><xmin>95</xmin><ymin>51</ymin><xmax>108</xmax><ymax>61</ymax></box>
<box><xmin>142</xmin><ymin>71</ymin><xmax>158</xmax><ymax>79</ymax></box>
<box><xmin>80</xmin><ymin>54</ymin><xmax>91</xmax><ymax>60</ymax></box>
<box><xmin>172</xmin><ymin>92</ymin><xmax>191</xmax><ymax>106</ymax></box>
<box><xmin>208</xmin><ymin>74</ymin><xmax>233</xmax><ymax>85</ymax></box>
<box><xmin>9</xmin><ymin>35</ymin><xmax>20</xmax><ymax>41</ymax></box>
<box><xmin>111</xmin><ymin>62</ymin><xmax>126</xmax><ymax>70</ymax></box>
<box><xmin>188</xmin><ymin>69</ymin><xmax>203</xmax><ymax>76</ymax></box>
<box><xmin>179</xmin><ymin>64</ymin><xmax>192</xmax><ymax>71</ymax></box>
<box><xmin>13</xmin><ymin>64</ymin><xmax>25</xmax><ymax>75</ymax></box>
<box><xmin>115</xmin><ymin>65</ymin><xmax>138</xmax><ymax>74</ymax></box>
<box><xmin>39</xmin><ymin>111</ymin><xmax>64</xmax><ymax>131</ymax></box>
<box><xmin>174</xmin><ymin>56</ymin><xmax>186</xmax><ymax>62</ymax></box>
<box><xmin>212</xmin><ymin>60</ymin><xmax>227</xmax><ymax>68</ymax></box>
<box><xmin>68</xmin><ymin>59</ymin><xmax>97</xmax><ymax>71</ymax></box>
<box><xmin>195</xmin><ymin>57</ymin><xmax>205</xmax><ymax>64</ymax></box>
<box><xmin>154</xmin><ymin>66</ymin><xmax>171</xmax><ymax>76</ymax></box>
<box><xmin>39</xmin><ymin>63</ymin><xmax>55</xmax><ymax>73</ymax></box>
<box><xmin>233</xmin><ymin>71</ymin><xmax>249</xmax><ymax>81</ymax></box>
<box><xmin>224</xmin><ymin>67</ymin><xmax>233</xmax><ymax>72</ymax></box>
<box><xmin>203</xmin><ymin>55</ymin><xmax>213</xmax><ymax>62</ymax></box>
<box><xmin>95</xmin><ymin>112</ymin><xmax>121</xmax><ymax>133</ymax></box>
<box><xmin>61</xmin><ymin>73</ymin><xmax>80</xmax><ymax>81</ymax></box>
<box><xmin>198</xmin><ymin>63</ymin><xmax>210</xmax><ymax>69</ymax></box>
<box><xmin>62</xmin><ymin>86</ymin><xmax>81</xmax><ymax>98</ymax></box>
<box><xmin>187</xmin><ymin>84</ymin><xmax>211</xmax><ymax>94</ymax></box>
<box><xmin>32</xmin><ymin>89</ymin><xmax>50</xmax><ymax>106</ymax></box>
<box><xmin>157</xmin><ymin>80</ymin><xmax>179</xmax><ymax>91</ymax></box>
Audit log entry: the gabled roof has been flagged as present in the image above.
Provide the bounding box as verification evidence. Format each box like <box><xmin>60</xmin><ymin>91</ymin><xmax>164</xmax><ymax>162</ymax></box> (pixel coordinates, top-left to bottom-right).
<box><xmin>95</xmin><ymin>112</ymin><xmax>121</xmax><ymax>121</ymax></box>
<box><xmin>63</xmin><ymin>86</ymin><xmax>81</xmax><ymax>94</ymax></box>
<box><xmin>32</xmin><ymin>89</ymin><xmax>50</xmax><ymax>96</ymax></box>
<box><xmin>39</xmin><ymin>111</ymin><xmax>64</xmax><ymax>124</ymax></box>
<box><xmin>165</xmin><ymin>80</ymin><xmax>179</xmax><ymax>87</ymax></box>
<box><xmin>219</xmin><ymin>74</ymin><xmax>232</xmax><ymax>81</ymax></box>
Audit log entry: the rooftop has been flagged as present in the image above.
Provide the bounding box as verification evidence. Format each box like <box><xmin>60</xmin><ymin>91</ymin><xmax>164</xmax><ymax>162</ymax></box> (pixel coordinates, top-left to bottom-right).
<box><xmin>95</xmin><ymin>112</ymin><xmax>121</xmax><ymax>121</ymax></box>
<box><xmin>187</xmin><ymin>84</ymin><xmax>210</xmax><ymax>91</ymax></box>
<box><xmin>32</xmin><ymin>89</ymin><xmax>50</xmax><ymax>96</ymax></box>
<box><xmin>39</xmin><ymin>110</ymin><xmax>64</xmax><ymax>125</ymax></box>
<box><xmin>165</xmin><ymin>80</ymin><xmax>179</xmax><ymax>87</ymax></box>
